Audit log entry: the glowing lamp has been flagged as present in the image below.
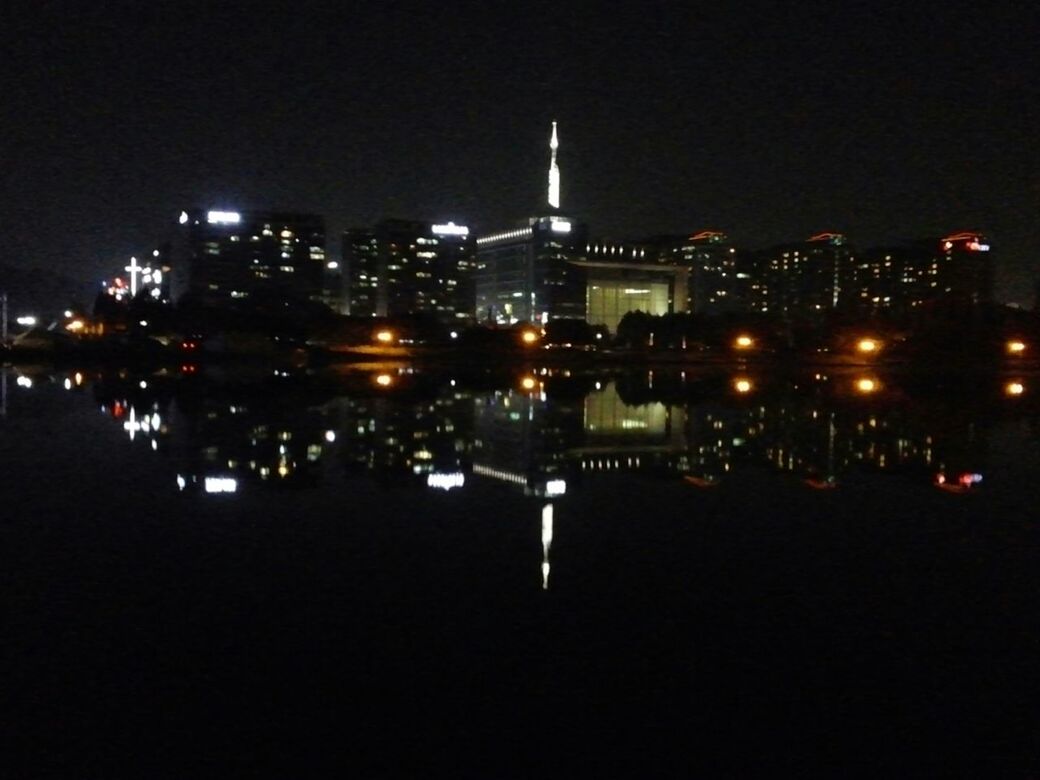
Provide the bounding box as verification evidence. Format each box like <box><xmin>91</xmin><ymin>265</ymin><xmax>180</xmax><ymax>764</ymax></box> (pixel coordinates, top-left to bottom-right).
<box><xmin>733</xmin><ymin>378</ymin><xmax>752</xmax><ymax>394</ymax></box>
<box><xmin>521</xmin><ymin>330</ymin><xmax>539</xmax><ymax>345</ymax></box>
<box><xmin>1005</xmin><ymin>381</ymin><xmax>1025</xmax><ymax>396</ymax></box>
<box><xmin>1007</xmin><ymin>340</ymin><xmax>1026</xmax><ymax>355</ymax></box>
<box><xmin>521</xmin><ymin>376</ymin><xmax>537</xmax><ymax>391</ymax></box>
<box><xmin>66</xmin><ymin>319</ymin><xmax>85</xmax><ymax>332</ymax></box>
<box><xmin>375</xmin><ymin>330</ymin><xmax>395</xmax><ymax>344</ymax></box>
<box><xmin>734</xmin><ymin>335</ymin><xmax>754</xmax><ymax>349</ymax></box>
<box><xmin>855</xmin><ymin>378</ymin><xmax>877</xmax><ymax>393</ymax></box>
<box><xmin>857</xmin><ymin>338</ymin><xmax>878</xmax><ymax>353</ymax></box>
<box><xmin>375</xmin><ymin>374</ymin><xmax>393</xmax><ymax>387</ymax></box>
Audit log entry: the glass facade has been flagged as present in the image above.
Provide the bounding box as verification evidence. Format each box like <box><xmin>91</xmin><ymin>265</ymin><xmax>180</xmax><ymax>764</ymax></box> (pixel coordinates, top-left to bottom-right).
<box><xmin>586</xmin><ymin>280</ymin><xmax>670</xmax><ymax>333</ymax></box>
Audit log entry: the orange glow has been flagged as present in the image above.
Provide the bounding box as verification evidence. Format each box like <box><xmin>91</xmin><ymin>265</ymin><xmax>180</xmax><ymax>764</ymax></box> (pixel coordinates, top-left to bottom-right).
<box><xmin>1007</xmin><ymin>340</ymin><xmax>1026</xmax><ymax>355</ymax></box>
<box><xmin>375</xmin><ymin>330</ymin><xmax>394</xmax><ymax>344</ymax></box>
<box><xmin>855</xmin><ymin>378</ymin><xmax>878</xmax><ymax>394</ymax></box>
<box><xmin>65</xmin><ymin>319</ymin><xmax>85</xmax><ymax>332</ymax></box>
<box><xmin>857</xmin><ymin>338</ymin><xmax>879</xmax><ymax>353</ymax></box>
<box><xmin>521</xmin><ymin>330</ymin><xmax>539</xmax><ymax>345</ymax></box>
<box><xmin>734</xmin><ymin>335</ymin><xmax>754</xmax><ymax>349</ymax></box>
<box><xmin>1006</xmin><ymin>381</ymin><xmax>1025</xmax><ymax>396</ymax></box>
<box><xmin>375</xmin><ymin>373</ymin><xmax>393</xmax><ymax>387</ymax></box>
<box><xmin>521</xmin><ymin>376</ymin><xmax>537</xmax><ymax>391</ymax></box>
<box><xmin>733</xmin><ymin>378</ymin><xmax>753</xmax><ymax>394</ymax></box>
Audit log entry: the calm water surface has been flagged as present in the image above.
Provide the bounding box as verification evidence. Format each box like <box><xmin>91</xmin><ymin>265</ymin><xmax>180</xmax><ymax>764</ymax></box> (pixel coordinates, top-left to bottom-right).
<box><xmin>2</xmin><ymin>363</ymin><xmax>1039</xmax><ymax>776</ymax></box>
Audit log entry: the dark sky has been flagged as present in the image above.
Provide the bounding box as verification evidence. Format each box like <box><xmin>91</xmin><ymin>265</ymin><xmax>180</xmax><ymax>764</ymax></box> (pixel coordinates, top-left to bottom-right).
<box><xmin>3</xmin><ymin>0</ymin><xmax>1038</xmax><ymax>303</ymax></box>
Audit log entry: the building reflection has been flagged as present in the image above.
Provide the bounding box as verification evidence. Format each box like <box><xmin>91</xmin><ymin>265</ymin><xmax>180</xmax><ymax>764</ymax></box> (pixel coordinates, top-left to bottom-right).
<box><xmin>64</xmin><ymin>365</ymin><xmax>1030</xmax><ymax>499</ymax></box>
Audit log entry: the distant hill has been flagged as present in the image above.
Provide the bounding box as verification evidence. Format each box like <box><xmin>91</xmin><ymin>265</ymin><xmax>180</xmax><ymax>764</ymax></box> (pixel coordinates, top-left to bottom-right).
<box><xmin>0</xmin><ymin>264</ymin><xmax>97</xmax><ymax>323</ymax></box>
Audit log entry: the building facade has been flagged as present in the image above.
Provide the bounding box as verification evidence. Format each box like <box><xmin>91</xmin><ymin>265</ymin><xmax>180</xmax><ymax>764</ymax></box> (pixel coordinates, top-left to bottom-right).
<box><xmin>756</xmin><ymin>232</ymin><xmax>856</xmax><ymax>319</ymax></box>
<box><xmin>180</xmin><ymin>209</ymin><xmax>329</xmax><ymax>308</ymax></box>
<box><xmin>474</xmin><ymin>215</ymin><xmax>589</xmax><ymax>324</ymax></box>
<box><xmin>342</xmin><ymin>219</ymin><xmax>475</xmax><ymax>322</ymax></box>
<box><xmin>849</xmin><ymin>232</ymin><xmax>994</xmax><ymax>316</ymax></box>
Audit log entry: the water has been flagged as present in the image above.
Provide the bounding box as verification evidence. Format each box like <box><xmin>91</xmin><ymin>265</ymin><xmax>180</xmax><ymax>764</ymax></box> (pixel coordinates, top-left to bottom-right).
<box><xmin>2</xmin><ymin>363</ymin><xmax>1039</xmax><ymax>775</ymax></box>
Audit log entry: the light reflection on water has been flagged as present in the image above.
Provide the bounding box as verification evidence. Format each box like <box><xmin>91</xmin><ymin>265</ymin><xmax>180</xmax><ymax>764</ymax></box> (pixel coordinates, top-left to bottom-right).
<box><xmin>4</xmin><ymin>364</ymin><xmax>1039</xmax><ymax>500</ymax></box>
<box><xmin>4</xmin><ymin>363</ymin><xmax>1040</xmax><ymax>774</ymax></box>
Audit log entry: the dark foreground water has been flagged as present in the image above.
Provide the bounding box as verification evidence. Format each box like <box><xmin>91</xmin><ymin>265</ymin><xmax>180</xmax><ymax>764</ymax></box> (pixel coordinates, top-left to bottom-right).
<box><xmin>2</xmin><ymin>363</ymin><xmax>1039</xmax><ymax>776</ymax></box>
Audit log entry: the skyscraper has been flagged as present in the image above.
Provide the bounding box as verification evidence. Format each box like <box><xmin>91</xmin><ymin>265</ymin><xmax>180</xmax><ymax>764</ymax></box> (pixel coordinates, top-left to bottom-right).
<box><xmin>757</xmin><ymin>233</ymin><xmax>856</xmax><ymax>319</ymax></box>
<box><xmin>342</xmin><ymin>219</ymin><xmax>475</xmax><ymax>322</ymax></box>
<box><xmin>180</xmin><ymin>209</ymin><xmax>329</xmax><ymax>309</ymax></box>
<box><xmin>474</xmin><ymin>124</ymin><xmax>588</xmax><ymax>324</ymax></box>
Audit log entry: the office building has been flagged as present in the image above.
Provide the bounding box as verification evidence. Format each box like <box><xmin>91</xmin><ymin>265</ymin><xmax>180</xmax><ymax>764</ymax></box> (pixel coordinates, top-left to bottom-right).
<box><xmin>179</xmin><ymin>209</ymin><xmax>329</xmax><ymax>308</ymax></box>
<box><xmin>342</xmin><ymin>219</ymin><xmax>475</xmax><ymax>322</ymax></box>
<box><xmin>474</xmin><ymin>124</ymin><xmax>589</xmax><ymax>325</ymax></box>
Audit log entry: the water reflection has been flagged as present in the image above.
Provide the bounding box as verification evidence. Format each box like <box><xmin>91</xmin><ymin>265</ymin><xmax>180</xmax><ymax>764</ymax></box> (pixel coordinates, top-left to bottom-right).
<box><xmin>8</xmin><ymin>364</ymin><xmax>1039</xmax><ymax>499</ymax></box>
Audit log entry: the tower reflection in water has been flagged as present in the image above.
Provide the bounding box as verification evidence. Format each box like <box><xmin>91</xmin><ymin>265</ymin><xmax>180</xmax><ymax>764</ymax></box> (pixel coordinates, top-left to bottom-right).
<box><xmin>65</xmin><ymin>365</ymin><xmax>1034</xmax><ymax>583</ymax></box>
<box><xmin>75</xmin><ymin>366</ymin><xmax>1028</xmax><ymax>496</ymax></box>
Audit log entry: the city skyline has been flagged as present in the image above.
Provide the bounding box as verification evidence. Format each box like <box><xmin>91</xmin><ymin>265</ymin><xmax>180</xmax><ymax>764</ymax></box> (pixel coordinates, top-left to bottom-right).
<box><xmin>3</xmin><ymin>2</ymin><xmax>1036</xmax><ymax>304</ymax></box>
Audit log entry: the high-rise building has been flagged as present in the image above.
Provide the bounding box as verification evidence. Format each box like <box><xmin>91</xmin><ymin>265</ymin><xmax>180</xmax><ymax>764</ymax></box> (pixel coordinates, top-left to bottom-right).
<box><xmin>664</xmin><ymin>231</ymin><xmax>759</xmax><ymax>316</ymax></box>
<box><xmin>757</xmin><ymin>233</ymin><xmax>856</xmax><ymax>319</ymax></box>
<box><xmin>342</xmin><ymin>219</ymin><xmax>475</xmax><ymax>322</ymax></box>
<box><xmin>475</xmin><ymin>215</ymin><xmax>589</xmax><ymax>324</ymax></box>
<box><xmin>179</xmin><ymin>209</ymin><xmax>329</xmax><ymax>308</ymax></box>
<box><xmin>475</xmin><ymin>124</ymin><xmax>588</xmax><ymax>325</ymax></box>
<box><xmin>849</xmin><ymin>232</ymin><xmax>994</xmax><ymax>316</ymax></box>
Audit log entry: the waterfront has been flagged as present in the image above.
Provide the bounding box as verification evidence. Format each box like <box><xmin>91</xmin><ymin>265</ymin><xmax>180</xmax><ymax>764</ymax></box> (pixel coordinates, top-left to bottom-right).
<box><xmin>3</xmin><ymin>363</ymin><xmax>1039</xmax><ymax>775</ymax></box>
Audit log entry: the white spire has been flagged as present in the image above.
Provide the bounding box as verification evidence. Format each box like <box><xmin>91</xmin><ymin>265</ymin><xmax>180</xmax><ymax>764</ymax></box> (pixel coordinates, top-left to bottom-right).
<box><xmin>548</xmin><ymin>121</ymin><xmax>560</xmax><ymax>209</ymax></box>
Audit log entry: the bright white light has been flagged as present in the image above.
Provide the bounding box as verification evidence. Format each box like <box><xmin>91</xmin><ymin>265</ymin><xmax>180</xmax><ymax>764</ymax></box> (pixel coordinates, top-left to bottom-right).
<box><xmin>548</xmin><ymin>121</ymin><xmax>560</xmax><ymax>209</ymax></box>
<box><xmin>64</xmin><ymin>310</ymin><xmax>73</xmax><ymax>318</ymax></box>
<box><xmin>204</xmin><ymin>477</ymin><xmax>238</xmax><ymax>494</ymax></box>
<box><xmin>176</xmin><ymin>475</ymin><xmax>186</xmax><ymax>490</ymax></box>
<box><xmin>151</xmin><ymin>440</ymin><xmax>158</xmax><ymax>451</ymax></box>
<box><xmin>549</xmin><ymin>219</ymin><xmax>571</xmax><ymax>233</ymax></box>
<box><xmin>427</xmin><ymin>472</ymin><xmax>466</xmax><ymax>491</ymax></box>
<box><xmin>450</xmin><ymin>331</ymin><xmax>458</xmax><ymax>339</ymax></box>
<box><xmin>15</xmin><ymin>316</ymin><xmax>36</xmax><ymax>327</ymax></box>
<box><xmin>179</xmin><ymin>211</ymin><xmax>189</xmax><ymax>224</ymax></box>
<box><xmin>207</xmin><ymin>211</ymin><xmax>241</xmax><ymax>225</ymax></box>
<box><xmin>64</xmin><ymin>378</ymin><xmax>72</xmax><ymax>390</ymax></box>
<box><xmin>324</xmin><ymin>430</ymin><xmax>336</xmax><ymax>443</ymax></box>
<box><xmin>16</xmin><ymin>376</ymin><xmax>32</xmax><ymax>388</ymax></box>
<box><xmin>545</xmin><ymin>479</ymin><xmax>567</xmax><ymax>496</ymax></box>
<box><xmin>326</xmin><ymin>261</ymin><xmax>339</xmax><ymax>270</ymax></box>
<box><xmin>139</xmin><ymin>380</ymin><xmax>147</xmax><ymax>389</ymax></box>
<box><xmin>541</xmin><ymin>502</ymin><xmax>554</xmax><ymax>590</ymax></box>
<box><xmin>432</xmin><ymin>222</ymin><xmax>469</xmax><ymax>237</ymax></box>
<box><xmin>139</xmin><ymin>320</ymin><xmax>148</xmax><ymax>327</ymax></box>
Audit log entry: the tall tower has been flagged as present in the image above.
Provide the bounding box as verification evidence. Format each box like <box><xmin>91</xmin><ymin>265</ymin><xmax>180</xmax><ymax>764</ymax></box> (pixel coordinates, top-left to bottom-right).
<box><xmin>548</xmin><ymin>121</ymin><xmax>560</xmax><ymax>210</ymax></box>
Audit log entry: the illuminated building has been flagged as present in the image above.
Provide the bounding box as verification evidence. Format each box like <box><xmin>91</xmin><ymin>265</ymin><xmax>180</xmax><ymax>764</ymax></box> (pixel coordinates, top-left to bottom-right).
<box><xmin>757</xmin><ymin>233</ymin><xmax>856</xmax><ymax>319</ymax></box>
<box><xmin>475</xmin><ymin>125</ymin><xmax>589</xmax><ymax>325</ymax></box>
<box><xmin>665</xmin><ymin>231</ymin><xmax>757</xmax><ymax>315</ymax></box>
<box><xmin>476</xmin><ymin>216</ymin><xmax>589</xmax><ymax>325</ymax></box>
<box><xmin>850</xmin><ymin>233</ymin><xmax>994</xmax><ymax>315</ymax></box>
<box><xmin>573</xmin><ymin>238</ymin><xmax>682</xmax><ymax>332</ymax></box>
<box><xmin>577</xmin><ymin>231</ymin><xmax>758</xmax><ymax>331</ymax></box>
<box><xmin>180</xmin><ymin>209</ymin><xmax>328</xmax><ymax>308</ymax></box>
<box><xmin>342</xmin><ymin>219</ymin><xmax>475</xmax><ymax>322</ymax></box>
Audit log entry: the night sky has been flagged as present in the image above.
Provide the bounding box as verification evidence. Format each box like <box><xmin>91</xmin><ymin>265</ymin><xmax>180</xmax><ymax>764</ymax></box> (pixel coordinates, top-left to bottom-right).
<box><xmin>3</xmin><ymin>1</ymin><xmax>1038</xmax><ymax>303</ymax></box>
